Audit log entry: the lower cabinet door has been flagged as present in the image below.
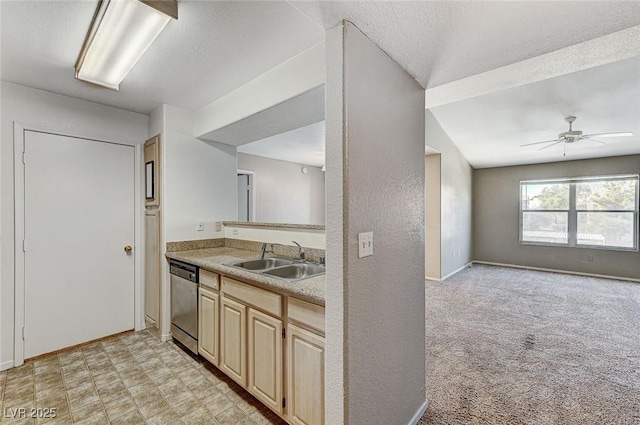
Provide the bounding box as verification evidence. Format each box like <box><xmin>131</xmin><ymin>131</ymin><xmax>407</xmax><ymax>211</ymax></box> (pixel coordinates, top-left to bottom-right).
<box><xmin>220</xmin><ymin>295</ymin><xmax>247</xmax><ymax>386</ymax></box>
<box><xmin>248</xmin><ymin>308</ymin><xmax>283</xmax><ymax>415</ymax></box>
<box><xmin>287</xmin><ymin>323</ymin><xmax>325</xmax><ymax>425</ymax></box>
<box><xmin>198</xmin><ymin>287</ymin><xmax>219</xmax><ymax>365</ymax></box>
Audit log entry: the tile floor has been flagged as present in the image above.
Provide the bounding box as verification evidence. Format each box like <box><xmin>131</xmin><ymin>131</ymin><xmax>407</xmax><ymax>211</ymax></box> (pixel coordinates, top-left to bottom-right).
<box><xmin>0</xmin><ymin>328</ymin><xmax>286</xmax><ymax>425</ymax></box>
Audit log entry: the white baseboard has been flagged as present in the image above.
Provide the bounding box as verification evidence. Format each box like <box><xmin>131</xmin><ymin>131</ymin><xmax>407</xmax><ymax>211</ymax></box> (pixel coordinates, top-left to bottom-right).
<box><xmin>408</xmin><ymin>400</ymin><xmax>428</xmax><ymax>425</ymax></box>
<box><xmin>425</xmin><ymin>275</ymin><xmax>440</xmax><ymax>282</ymax></box>
<box><xmin>161</xmin><ymin>333</ymin><xmax>172</xmax><ymax>343</ymax></box>
<box><xmin>441</xmin><ymin>262</ymin><xmax>472</xmax><ymax>281</ymax></box>
<box><xmin>472</xmin><ymin>261</ymin><xmax>640</xmax><ymax>283</ymax></box>
<box><xmin>1</xmin><ymin>360</ymin><xmax>14</xmax><ymax>371</ymax></box>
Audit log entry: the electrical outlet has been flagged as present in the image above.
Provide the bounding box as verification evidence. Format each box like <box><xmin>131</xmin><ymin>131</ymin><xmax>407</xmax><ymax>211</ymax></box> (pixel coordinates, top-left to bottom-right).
<box><xmin>586</xmin><ymin>254</ymin><xmax>594</xmax><ymax>262</ymax></box>
<box><xmin>232</xmin><ymin>228</ymin><xmax>239</xmax><ymax>236</ymax></box>
<box><xmin>358</xmin><ymin>232</ymin><xmax>373</xmax><ymax>258</ymax></box>
<box><xmin>215</xmin><ymin>221</ymin><xmax>222</xmax><ymax>232</ymax></box>
<box><xmin>196</xmin><ymin>220</ymin><xmax>204</xmax><ymax>231</ymax></box>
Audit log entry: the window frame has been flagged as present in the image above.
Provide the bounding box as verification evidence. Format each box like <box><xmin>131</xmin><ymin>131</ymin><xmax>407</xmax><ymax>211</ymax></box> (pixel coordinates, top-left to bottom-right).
<box><xmin>519</xmin><ymin>174</ymin><xmax>639</xmax><ymax>252</ymax></box>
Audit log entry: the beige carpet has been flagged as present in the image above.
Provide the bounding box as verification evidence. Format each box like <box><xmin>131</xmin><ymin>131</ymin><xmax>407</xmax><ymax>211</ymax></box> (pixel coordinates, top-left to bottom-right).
<box><xmin>419</xmin><ymin>264</ymin><xmax>640</xmax><ymax>425</ymax></box>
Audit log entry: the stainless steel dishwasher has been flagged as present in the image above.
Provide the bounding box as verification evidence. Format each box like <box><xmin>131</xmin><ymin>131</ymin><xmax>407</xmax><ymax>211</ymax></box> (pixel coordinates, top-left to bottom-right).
<box><xmin>169</xmin><ymin>260</ymin><xmax>199</xmax><ymax>354</ymax></box>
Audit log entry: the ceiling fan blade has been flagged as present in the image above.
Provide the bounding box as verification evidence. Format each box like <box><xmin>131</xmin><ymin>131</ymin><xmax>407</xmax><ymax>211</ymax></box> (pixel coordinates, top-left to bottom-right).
<box><xmin>537</xmin><ymin>140</ymin><xmax>564</xmax><ymax>151</ymax></box>
<box><xmin>584</xmin><ymin>132</ymin><xmax>633</xmax><ymax>138</ymax></box>
<box><xmin>584</xmin><ymin>137</ymin><xmax>605</xmax><ymax>145</ymax></box>
<box><xmin>520</xmin><ymin>139</ymin><xmax>559</xmax><ymax>147</ymax></box>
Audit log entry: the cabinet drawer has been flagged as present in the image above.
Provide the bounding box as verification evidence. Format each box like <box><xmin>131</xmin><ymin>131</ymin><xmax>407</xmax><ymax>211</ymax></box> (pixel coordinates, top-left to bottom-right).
<box><xmin>222</xmin><ymin>276</ymin><xmax>281</xmax><ymax>317</ymax></box>
<box><xmin>200</xmin><ymin>269</ymin><xmax>219</xmax><ymax>291</ymax></box>
<box><xmin>288</xmin><ymin>297</ymin><xmax>325</xmax><ymax>335</ymax></box>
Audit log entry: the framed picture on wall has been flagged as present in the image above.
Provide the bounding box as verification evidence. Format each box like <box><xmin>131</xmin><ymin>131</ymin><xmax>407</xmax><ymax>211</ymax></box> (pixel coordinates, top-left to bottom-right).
<box><xmin>145</xmin><ymin>161</ymin><xmax>154</xmax><ymax>200</ymax></box>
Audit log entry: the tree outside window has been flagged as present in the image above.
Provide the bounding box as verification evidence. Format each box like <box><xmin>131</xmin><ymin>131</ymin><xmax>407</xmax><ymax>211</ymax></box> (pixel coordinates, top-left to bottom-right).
<box><xmin>520</xmin><ymin>176</ymin><xmax>638</xmax><ymax>250</ymax></box>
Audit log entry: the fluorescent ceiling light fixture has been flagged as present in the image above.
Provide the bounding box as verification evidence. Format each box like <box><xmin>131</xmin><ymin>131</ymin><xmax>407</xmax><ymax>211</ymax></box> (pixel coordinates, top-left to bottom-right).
<box><xmin>75</xmin><ymin>0</ymin><xmax>177</xmax><ymax>90</ymax></box>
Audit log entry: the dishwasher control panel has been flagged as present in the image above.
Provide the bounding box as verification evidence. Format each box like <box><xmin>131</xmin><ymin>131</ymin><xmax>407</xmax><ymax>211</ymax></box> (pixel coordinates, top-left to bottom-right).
<box><xmin>169</xmin><ymin>260</ymin><xmax>198</xmax><ymax>282</ymax></box>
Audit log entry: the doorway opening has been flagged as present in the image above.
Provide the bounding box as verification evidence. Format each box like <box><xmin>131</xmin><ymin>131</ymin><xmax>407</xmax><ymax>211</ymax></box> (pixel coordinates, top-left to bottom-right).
<box><xmin>237</xmin><ymin>169</ymin><xmax>255</xmax><ymax>222</ymax></box>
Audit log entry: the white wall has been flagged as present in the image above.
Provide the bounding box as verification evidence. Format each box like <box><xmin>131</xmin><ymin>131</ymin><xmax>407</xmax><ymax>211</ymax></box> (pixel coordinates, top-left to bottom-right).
<box><xmin>195</xmin><ymin>42</ymin><xmax>325</xmax><ymax>140</ymax></box>
<box><xmin>237</xmin><ymin>153</ymin><xmax>325</xmax><ymax>225</ymax></box>
<box><xmin>425</xmin><ymin>110</ymin><xmax>473</xmax><ymax>278</ymax></box>
<box><xmin>152</xmin><ymin>104</ymin><xmax>238</xmax><ymax>340</ymax></box>
<box><xmin>425</xmin><ymin>154</ymin><xmax>441</xmax><ymax>280</ymax></box>
<box><xmin>1</xmin><ymin>82</ymin><xmax>148</xmax><ymax>369</ymax></box>
<box><xmin>163</xmin><ymin>105</ymin><xmax>237</xmax><ymax>243</ymax></box>
<box><xmin>224</xmin><ymin>224</ymin><xmax>325</xmax><ymax>249</ymax></box>
<box><xmin>326</xmin><ymin>22</ymin><xmax>426</xmax><ymax>425</ymax></box>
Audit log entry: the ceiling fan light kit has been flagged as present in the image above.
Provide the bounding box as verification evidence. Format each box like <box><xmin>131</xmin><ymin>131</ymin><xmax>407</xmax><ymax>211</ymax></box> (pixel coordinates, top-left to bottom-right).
<box><xmin>75</xmin><ymin>0</ymin><xmax>178</xmax><ymax>90</ymax></box>
<box><xmin>520</xmin><ymin>115</ymin><xmax>633</xmax><ymax>154</ymax></box>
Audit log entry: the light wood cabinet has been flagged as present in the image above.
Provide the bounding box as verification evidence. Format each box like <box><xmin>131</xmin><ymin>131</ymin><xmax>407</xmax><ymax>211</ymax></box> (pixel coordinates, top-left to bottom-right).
<box><xmin>144</xmin><ymin>209</ymin><xmax>160</xmax><ymax>324</ymax></box>
<box><xmin>248</xmin><ymin>308</ymin><xmax>283</xmax><ymax>414</ymax></box>
<box><xmin>220</xmin><ymin>295</ymin><xmax>247</xmax><ymax>386</ymax></box>
<box><xmin>202</xmin><ymin>273</ymin><xmax>324</xmax><ymax>424</ymax></box>
<box><xmin>287</xmin><ymin>323</ymin><xmax>325</xmax><ymax>425</ymax></box>
<box><xmin>198</xmin><ymin>286</ymin><xmax>219</xmax><ymax>365</ymax></box>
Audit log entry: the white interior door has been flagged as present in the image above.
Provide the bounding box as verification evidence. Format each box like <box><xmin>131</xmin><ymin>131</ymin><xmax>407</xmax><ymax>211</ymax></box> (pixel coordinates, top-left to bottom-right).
<box><xmin>23</xmin><ymin>130</ymin><xmax>135</xmax><ymax>359</ymax></box>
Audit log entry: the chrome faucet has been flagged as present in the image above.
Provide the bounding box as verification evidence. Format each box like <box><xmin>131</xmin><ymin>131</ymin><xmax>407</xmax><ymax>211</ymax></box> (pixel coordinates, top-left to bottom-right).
<box><xmin>260</xmin><ymin>243</ymin><xmax>274</xmax><ymax>259</ymax></box>
<box><xmin>291</xmin><ymin>241</ymin><xmax>305</xmax><ymax>261</ymax></box>
<box><xmin>261</xmin><ymin>241</ymin><xmax>305</xmax><ymax>261</ymax></box>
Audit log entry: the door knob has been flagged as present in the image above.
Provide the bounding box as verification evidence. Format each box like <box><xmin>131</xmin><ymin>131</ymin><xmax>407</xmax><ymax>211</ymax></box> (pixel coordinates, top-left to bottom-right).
<box><xmin>124</xmin><ymin>245</ymin><xmax>132</xmax><ymax>254</ymax></box>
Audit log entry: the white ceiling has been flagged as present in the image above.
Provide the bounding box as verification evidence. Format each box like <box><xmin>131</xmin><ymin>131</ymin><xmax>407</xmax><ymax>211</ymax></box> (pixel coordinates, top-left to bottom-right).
<box><xmin>289</xmin><ymin>1</ymin><xmax>640</xmax><ymax>89</ymax></box>
<box><xmin>430</xmin><ymin>56</ymin><xmax>640</xmax><ymax>168</ymax></box>
<box><xmin>201</xmin><ymin>86</ymin><xmax>325</xmax><ymax>146</ymax></box>
<box><xmin>238</xmin><ymin>121</ymin><xmax>325</xmax><ymax>168</ymax></box>
<box><xmin>2</xmin><ymin>1</ymin><xmax>639</xmax><ymax>168</ymax></box>
<box><xmin>0</xmin><ymin>1</ymin><xmax>324</xmax><ymax>114</ymax></box>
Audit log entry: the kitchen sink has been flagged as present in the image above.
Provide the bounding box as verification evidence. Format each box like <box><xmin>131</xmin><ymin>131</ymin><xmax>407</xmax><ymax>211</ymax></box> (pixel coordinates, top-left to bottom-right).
<box><xmin>231</xmin><ymin>257</ymin><xmax>293</xmax><ymax>271</ymax></box>
<box><xmin>226</xmin><ymin>257</ymin><xmax>325</xmax><ymax>282</ymax></box>
<box><xmin>262</xmin><ymin>263</ymin><xmax>325</xmax><ymax>281</ymax></box>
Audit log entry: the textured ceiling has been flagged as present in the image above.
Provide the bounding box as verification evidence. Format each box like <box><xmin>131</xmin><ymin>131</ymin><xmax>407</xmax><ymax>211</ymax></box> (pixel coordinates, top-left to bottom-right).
<box><xmin>0</xmin><ymin>1</ymin><xmax>324</xmax><ymax>114</ymax></box>
<box><xmin>289</xmin><ymin>1</ymin><xmax>640</xmax><ymax>89</ymax></box>
<box><xmin>430</xmin><ymin>56</ymin><xmax>640</xmax><ymax>168</ymax></box>
<box><xmin>2</xmin><ymin>1</ymin><xmax>639</xmax><ymax>168</ymax></box>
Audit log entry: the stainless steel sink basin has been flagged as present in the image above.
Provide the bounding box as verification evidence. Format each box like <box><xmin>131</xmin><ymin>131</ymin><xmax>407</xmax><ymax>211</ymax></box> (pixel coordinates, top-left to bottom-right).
<box><xmin>230</xmin><ymin>258</ymin><xmax>294</xmax><ymax>271</ymax></box>
<box><xmin>262</xmin><ymin>263</ymin><xmax>325</xmax><ymax>281</ymax></box>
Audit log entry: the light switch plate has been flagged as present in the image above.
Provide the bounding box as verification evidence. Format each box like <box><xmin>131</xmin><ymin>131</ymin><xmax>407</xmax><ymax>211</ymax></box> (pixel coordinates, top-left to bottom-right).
<box><xmin>196</xmin><ymin>220</ymin><xmax>204</xmax><ymax>231</ymax></box>
<box><xmin>215</xmin><ymin>221</ymin><xmax>222</xmax><ymax>232</ymax></box>
<box><xmin>358</xmin><ymin>232</ymin><xmax>373</xmax><ymax>258</ymax></box>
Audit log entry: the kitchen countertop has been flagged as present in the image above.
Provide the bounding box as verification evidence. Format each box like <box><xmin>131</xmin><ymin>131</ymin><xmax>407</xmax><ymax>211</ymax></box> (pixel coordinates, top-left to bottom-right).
<box><xmin>222</xmin><ymin>221</ymin><xmax>325</xmax><ymax>231</ymax></box>
<box><xmin>165</xmin><ymin>247</ymin><xmax>325</xmax><ymax>306</ymax></box>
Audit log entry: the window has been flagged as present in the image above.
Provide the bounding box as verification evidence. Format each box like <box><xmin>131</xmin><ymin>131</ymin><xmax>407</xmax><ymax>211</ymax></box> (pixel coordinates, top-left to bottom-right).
<box><xmin>520</xmin><ymin>175</ymin><xmax>639</xmax><ymax>250</ymax></box>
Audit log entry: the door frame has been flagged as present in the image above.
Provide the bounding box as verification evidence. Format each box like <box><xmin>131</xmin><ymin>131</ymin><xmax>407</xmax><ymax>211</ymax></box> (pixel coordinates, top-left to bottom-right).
<box><xmin>13</xmin><ymin>122</ymin><xmax>145</xmax><ymax>366</ymax></box>
<box><xmin>237</xmin><ymin>169</ymin><xmax>256</xmax><ymax>222</ymax></box>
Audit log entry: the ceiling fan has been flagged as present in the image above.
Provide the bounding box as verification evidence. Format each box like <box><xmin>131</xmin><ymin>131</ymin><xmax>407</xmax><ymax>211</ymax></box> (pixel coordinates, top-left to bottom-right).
<box><xmin>520</xmin><ymin>116</ymin><xmax>633</xmax><ymax>154</ymax></box>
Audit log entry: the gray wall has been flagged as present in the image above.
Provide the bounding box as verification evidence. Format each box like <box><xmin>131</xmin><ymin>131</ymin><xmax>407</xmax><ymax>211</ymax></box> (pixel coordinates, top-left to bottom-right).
<box><xmin>326</xmin><ymin>22</ymin><xmax>426</xmax><ymax>425</ymax></box>
<box><xmin>425</xmin><ymin>154</ymin><xmax>441</xmax><ymax>279</ymax></box>
<box><xmin>237</xmin><ymin>153</ymin><xmax>325</xmax><ymax>225</ymax></box>
<box><xmin>474</xmin><ymin>155</ymin><xmax>640</xmax><ymax>280</ymax></box>
<box><xmin>426</xmin><ymin>110</ymin><xmax>473</xmax><ymax>278</ymax></box>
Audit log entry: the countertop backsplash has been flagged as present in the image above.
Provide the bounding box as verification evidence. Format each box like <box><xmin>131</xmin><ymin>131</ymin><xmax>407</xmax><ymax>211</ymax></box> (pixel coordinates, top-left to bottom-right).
<box><xmin>167</xmin><ymin>238</ymin><xmax>325</xmax><ymax>264</ymax></box>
